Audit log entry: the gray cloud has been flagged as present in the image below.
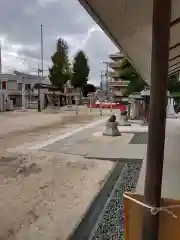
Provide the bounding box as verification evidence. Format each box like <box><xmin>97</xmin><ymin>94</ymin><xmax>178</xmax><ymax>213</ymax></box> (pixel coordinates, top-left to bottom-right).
<box><xmin>0</xmin><ymin>0</ymin><xmax>117</xmax><ymax>84</ymax></box>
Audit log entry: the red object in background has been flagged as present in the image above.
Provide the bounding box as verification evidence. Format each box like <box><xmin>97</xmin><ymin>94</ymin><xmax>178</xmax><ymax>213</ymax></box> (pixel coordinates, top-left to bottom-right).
<box><xmin>87</xmin><ymin>103</ymin><xmax>126</xmax><ymax>111</ymax></box>
<box><xmin>2</xmin><ymin>81</ymin><xmax>6</xmax><ymax>89</ymax></box>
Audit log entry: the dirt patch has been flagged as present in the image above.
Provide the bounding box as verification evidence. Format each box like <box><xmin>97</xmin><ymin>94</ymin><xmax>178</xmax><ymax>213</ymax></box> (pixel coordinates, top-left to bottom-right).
<box><xmin>2</xmin><ymin>114</ymin><xmax>95</xmax><ymax>138</ymax></box>
<box><xmin>0</xmin><ymin>114</ymin><xmax>99</xmax><ymax>151</ymax></box>
<box><xmin>0</xmin><ymin>156</ymin><xmax>41</xmax><ymax>178</ymax></box>
<box><xmin>16</xmin><ymin>162</ymin><xmax>41</xmax><ymax>177</ymax></box>
<box><xmin>0</xmin><ymin>152</ymin><xmax>114</xmax><ymax>240</ymax></box>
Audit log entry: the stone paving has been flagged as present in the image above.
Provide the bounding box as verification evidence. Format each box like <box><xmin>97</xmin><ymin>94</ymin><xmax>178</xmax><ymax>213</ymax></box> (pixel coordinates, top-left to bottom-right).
<box><xmin>136</xmin><ymin>118</ymin><xmax>180</xmax><ymax>200</ymax></box>
<box><xmin>40</xmin><ymin>122</ymin><xmax>148</xmax><ymax>160</ymax></box>
<box><xmin>129</xmin><ymin>132</ymin><xmax>148</xmax><ymax>144</ymax></box>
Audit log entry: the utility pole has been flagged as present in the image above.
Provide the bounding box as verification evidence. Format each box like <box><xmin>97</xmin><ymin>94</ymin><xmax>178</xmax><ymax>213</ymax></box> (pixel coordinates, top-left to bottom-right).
<box><xmin>38</xmin><ymin>24</ymin><xmax>44</xmax><ymax>112</ymax></box>
<box><xmin>100</xmin><ymin>71</ymin><xmax>104</xmax><ymax>90</ymax></box>
<box><xmin>102</xmin><ymin>61</ymin><xmax>109</xmax><ymax>96</ymax></box>
<box><xmin>37</xmin><ymin>64</ymin><xmax>41</xmax><ymax>112</ymax></box>
<box><xmin>41</xmin><ymin>24</ymin><xmax>44</xmax><ymax>78</ymax></box>
<box><xmin>0</xmin><ymin>41</ymin><xmax>2</xmax><ymax>74</ymax></box>
<box><xmin>141</xmin><ymin>0</ymin><xmax>171</xmax><ymax>239</ymax></box>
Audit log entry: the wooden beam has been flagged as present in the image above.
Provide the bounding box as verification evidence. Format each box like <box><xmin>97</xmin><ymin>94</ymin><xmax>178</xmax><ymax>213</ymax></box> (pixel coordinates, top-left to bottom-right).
<box><xmin>169</xmin><ymin>61</ymin><xmax>180</xmax><ymax>68</ymax></box>
<box><xmin>170</xmin><ymin>17</ymin><xmax>180</xmax><ymax>27</ymax></box>
<box><xmin>169</xmin><ymin>54</ymin><xmax>180</xmax><ymax>62</ymax></box>
<box><xmin>169</xmin><ymin>65</ymin><xmax>180</xmax><ymax>73</ymax></box>
<box><xmin>169</xmin><ymin>42</ymin><xmax>180</xmax><ymax>50</ymax></box>
<box><xmin>169</xmin><ymin>69</ymin><xmax>180</xmax><ymax>76</ymax></box>
<box><xmin>141</xmin><ymin>0</ymin><xmax>171</xmax><ymax>239</ymax></box>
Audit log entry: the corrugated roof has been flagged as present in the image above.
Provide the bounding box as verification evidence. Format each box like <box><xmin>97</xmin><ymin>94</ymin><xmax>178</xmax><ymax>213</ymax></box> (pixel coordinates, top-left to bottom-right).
<box><xmin>78</xmin><ymin>0</ymin><xmax>180</xmax><ymax>85</ymax></box>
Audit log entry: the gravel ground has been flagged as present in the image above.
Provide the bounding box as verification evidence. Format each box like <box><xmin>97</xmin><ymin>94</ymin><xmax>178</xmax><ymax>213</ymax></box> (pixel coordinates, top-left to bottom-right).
<box><xmin>90</xmin><ymin>161</ymin><xmax>142</xmax><ymax>240</ymax></box>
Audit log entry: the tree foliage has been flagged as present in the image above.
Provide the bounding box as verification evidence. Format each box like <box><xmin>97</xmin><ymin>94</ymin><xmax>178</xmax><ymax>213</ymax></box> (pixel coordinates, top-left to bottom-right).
<box><xmin>119</xmin><ymin>59</ymin><xmax>146</xmax><ymax>95</ymax></box>
<box><xmin>168</xmin><ymin>73</ymin><xmax>180</xmax><ymax>93</ymax></box>
<box><xmin>49</xmin><ymin>38</ymin><xmax>71</xmax><ymax>89</ymax></box>
<box><xmin>71</xmin><ymin>51</ymin><xmax>90</xmax><ymax>89</ymax></box>
<box><xmin>82</xmin><ymin>83</ymin><xmax>96</xmax><ymax>97</ymax></box>
<box><xmin>120</xmin><ymin>58</ymin><xmax>180</xmax><ymax>96</ymax></box>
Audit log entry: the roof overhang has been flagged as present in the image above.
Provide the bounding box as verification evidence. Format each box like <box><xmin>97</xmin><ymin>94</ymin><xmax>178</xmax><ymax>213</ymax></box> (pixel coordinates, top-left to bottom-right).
<box><xmin>78</xmin><ymin>0</ymin><xmax>180</xmax><ymax>85</ymax></box>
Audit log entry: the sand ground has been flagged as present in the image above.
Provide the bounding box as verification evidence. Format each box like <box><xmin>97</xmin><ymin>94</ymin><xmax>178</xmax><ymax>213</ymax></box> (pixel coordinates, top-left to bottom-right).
<box><xmin>0</xmin><ymin>108</ymin><xmax>115</xmax><ymax>239</ymax></box>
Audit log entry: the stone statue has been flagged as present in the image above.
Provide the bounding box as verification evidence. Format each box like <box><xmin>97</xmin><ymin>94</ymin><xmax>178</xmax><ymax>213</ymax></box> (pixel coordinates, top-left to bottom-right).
<box><xmin>103</xmin><ymin>115</ymin><xmax>121</xmax><ymax>136</ymax></box>
<box><xmin>118</xmin><ymin>110</ymin><xmax>131</xmax><ymax>126</ymax></box>
<box><xmin>166</xmin><ymin>98</ymin><xmax>178</xmax><ymax>118</ymax></box>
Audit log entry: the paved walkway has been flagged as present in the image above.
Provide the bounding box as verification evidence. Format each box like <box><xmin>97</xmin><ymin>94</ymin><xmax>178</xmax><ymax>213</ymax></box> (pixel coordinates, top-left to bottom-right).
<box><xmin>22</xmin><ymin>121</ymin><xmax>147</xmax><ymax>161</ymax></box>
<box><xmin>136</xmin><ymin>118</ymin><xmax>180</xmax><ymax>200</ymax></box>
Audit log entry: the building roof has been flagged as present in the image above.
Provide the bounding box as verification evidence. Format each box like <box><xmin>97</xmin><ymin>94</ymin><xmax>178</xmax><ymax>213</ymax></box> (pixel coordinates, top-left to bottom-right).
<box><xmin>33</xmin><ymin>83</ymin><xmax>63</xmax><ymax>91</ymax></box>
<box><xmin>109</xmin><ymin>52</ymin><xmax>124</xmax><ymax>60</ymax></box>
<box><xmin>78</xmin><ymin>0</ymin><xmax>180</xmax><ymax>85</ymax></box>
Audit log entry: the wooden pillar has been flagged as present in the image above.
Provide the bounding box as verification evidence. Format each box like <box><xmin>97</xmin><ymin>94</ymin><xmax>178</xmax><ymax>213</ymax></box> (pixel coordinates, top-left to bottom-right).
<box><xmin>141</xmin><ymin>0</ymin><xmax>171</xmax><ymax>239</ymax></box>
<box><xmin>38</xmin><ymin>85</ymin><xmax>41</xmax><ymax>112</ymax></box>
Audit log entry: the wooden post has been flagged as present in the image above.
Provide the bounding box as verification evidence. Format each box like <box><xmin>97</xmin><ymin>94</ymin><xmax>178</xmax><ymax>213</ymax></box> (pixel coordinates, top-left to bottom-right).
<box><xmin>75</xmin><ymin>97</ymin><xmax>79</xmax><ymax>115</ymax></box>
<box><xmin>100</xmin><ymin>100</ymin><xmax>102</xmax><ymax>116</ymax></box>
<box><xmin>110</xmin><ymin>97</ymin><xmax>113</xmax><ymax>112</ymax></box>
<box><xmin>89</xmin><ymin>99</ymin><xmax>92</xmax><ymax>112</ymax></box>
<box><xmin>141</xmin><ymin>0</ymin><xmax>171</xmax><ymax>239</ymax></box>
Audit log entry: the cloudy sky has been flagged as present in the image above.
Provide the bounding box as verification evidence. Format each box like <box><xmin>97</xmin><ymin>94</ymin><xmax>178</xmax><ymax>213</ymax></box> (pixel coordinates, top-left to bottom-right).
<box><xmin>0</xmin><ymin>0</ymin><xmax>117</xmax><ymax>85</ymax></box>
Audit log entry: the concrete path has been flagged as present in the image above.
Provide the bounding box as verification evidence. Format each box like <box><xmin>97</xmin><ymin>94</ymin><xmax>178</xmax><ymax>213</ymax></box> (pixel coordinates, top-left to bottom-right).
<box><xmin>136</xmin><ymin>118</ymin><xmax>180</xmax><ymax>200</ymax></box>
<box><xmin>22</xmin><ymin>120</ymin><xmax>148</xmax><ymax>161</ymax></box>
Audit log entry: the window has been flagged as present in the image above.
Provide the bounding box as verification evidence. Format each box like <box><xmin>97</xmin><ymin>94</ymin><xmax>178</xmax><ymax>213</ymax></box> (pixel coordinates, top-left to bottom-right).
<box><xmin>25</xmin><ymin>84</ymin><xmax>31</xmax><ymax>90</ymax></box>
<box><xmin>18</xmin><ymin>83</ymin><xmax>22</xmax><ymax>90</ymax></box>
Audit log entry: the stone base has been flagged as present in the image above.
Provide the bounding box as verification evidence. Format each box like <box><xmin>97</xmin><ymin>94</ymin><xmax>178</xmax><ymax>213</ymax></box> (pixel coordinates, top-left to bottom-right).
<box><xmin>103</xmin><ymin>121</ymin><xmax>121</xmax><ymax>137</ymax></box>
<box><xmin>167</xmin><ymin>114</ymin><xmax>178</xmax><ymax>119</ymax></box>
<box><xmin>119</xmin><ymin>121</ymin><xmax>131</xmax><ymax>126</ymax></box>
<box><xmin>141</xmin><ymin>121</ymin><xmax>148</xmax><ymax>126</ymax></box>
<box><xmin>17</xmin><ymin>108</ymin><xmax>28</xmax><ymax>112</ymax></box>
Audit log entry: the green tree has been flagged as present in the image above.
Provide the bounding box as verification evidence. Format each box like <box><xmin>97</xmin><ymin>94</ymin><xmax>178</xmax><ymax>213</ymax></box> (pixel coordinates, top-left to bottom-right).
<box><xmin>49</xmin><ymin>38</ymin><xmax>71</xmax><ymax>89</ymax></box>
<box><xmin>168</xmin><ymin>73</ymin><xmax>180</xmax><ymax>93</ymax></box>
<box><xmin>71</xmin><ymin>51</ymin><xmax>90</xmax><ymax>89</ymax></box>
<box><xmin>82</xmin><ymin>83</ymin><xmax>96</xmax><ymax>97</ymax></box>
<box><xmin>120</xmin><ymin>58</ymin><xmax>180</xmax><ymax>96</ymax></box>
<box><xmin>119</xmin><ymin>58</ymin><xmax>146</xmax><ymax>95</ymax></box>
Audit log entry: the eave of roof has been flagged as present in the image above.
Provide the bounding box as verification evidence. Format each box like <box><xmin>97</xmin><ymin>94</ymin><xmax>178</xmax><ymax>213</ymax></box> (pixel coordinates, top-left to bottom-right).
<box><xmin>78</xmin><ymin>0</ymin><xmax>180</xmax><ymax>83</ymax></box>
<box><xmin>78</xmin><ymin>0</ymin><xmax>145</xmax><ymax>83</ymax></box>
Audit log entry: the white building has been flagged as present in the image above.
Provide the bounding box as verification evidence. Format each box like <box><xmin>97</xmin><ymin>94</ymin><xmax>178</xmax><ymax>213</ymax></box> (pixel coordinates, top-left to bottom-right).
<box><xmin>0</xmin><ymin>71</ymin><xmax>49</xmax><ymax>111</ymax></box>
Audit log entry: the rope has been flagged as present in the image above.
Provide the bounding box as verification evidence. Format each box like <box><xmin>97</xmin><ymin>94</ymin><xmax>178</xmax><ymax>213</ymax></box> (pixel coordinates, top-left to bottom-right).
<box><xmin>123</xmin><ymin>193</ymin><xmax>180</xmax><ymax>218</ymax></box>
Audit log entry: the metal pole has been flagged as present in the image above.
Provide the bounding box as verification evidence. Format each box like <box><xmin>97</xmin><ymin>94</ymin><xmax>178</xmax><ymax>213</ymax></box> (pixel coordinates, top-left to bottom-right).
<box><xmin>100</xmin><ymin>72</ymin><xmax>103</xmax><ymax>90</ymax></box>
<box><xmin>37</xmin><ymin>63</ymin><xmax>41</xmax><ymax>112</ymax></box>
<box><xmin>0</xmin><ymin>40</ymin><xmax>2</xmax><ymax>74</ymax></box>
<box><xmin>38</xmin><ymin>24</ymin><xmax>44</xmax><ymax>113</ymax></box>
<box><xmin>100</xmin><ymin>100</ymin><xmax>102</xmax><ymax>116</ymax></box>
<box><xmin>21</xmin><ymin>82</ymin><xmax>26</xmax><ymax>110</ymax></box>
<box><xmin>102</xmin><ymin>61</ymin><xmax>109</xmax><ymax>96</ymax></box>
<box><xmin>110</xmin><ymin>97</ymin><xmax>113</xmax><ymax>112</ymax></box>
<box><xmin>75</xmin><ymin>99</ymin><xmax>78</xmax><ymax>115</ymax></box>
<box><xmin>41</xmin><ymin>24</ymin><xmax>44</xmax><ymax>77</ymax></box>
<box><xmin>141</xmin><ymin>0</ymin><xmax>171</xmax><ymax>239</ymax></box>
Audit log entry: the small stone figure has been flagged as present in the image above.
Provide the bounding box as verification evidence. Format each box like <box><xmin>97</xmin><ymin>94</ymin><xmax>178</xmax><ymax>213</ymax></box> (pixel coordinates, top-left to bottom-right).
<box><xmin>108</xmin><ymin>114</ymin><xmax>116</xmax><ymax>122</ymax></box>
<box><xmin>103</xmin><ymin>115</ymin><xmax>121</xmax><ymax>136</ymax></box>
<box><xmin>118</xmin><ymin>110</ymin><xmax>131</xmax><ymax>126</ymax></box>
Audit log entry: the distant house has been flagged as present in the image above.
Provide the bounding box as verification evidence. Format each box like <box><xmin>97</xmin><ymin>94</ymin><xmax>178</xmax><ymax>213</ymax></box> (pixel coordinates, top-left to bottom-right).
<box><xmin>0</xmin><ymin>71</ymin><xmax>49</xmax><ymax>108</ymax></box>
